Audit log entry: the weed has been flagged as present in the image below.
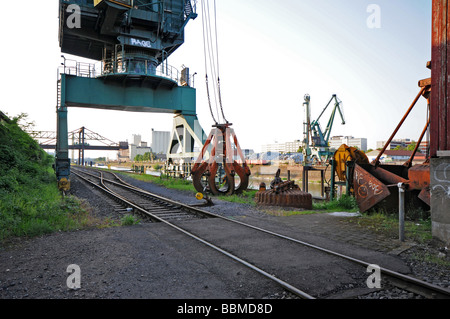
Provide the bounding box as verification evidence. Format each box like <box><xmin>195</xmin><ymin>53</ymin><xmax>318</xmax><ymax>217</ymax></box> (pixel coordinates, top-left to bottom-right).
<box><xmin>218</xmin><ymin>190</ymin><xmax>258</xmax><ymax>206</ymax></box>
<box><xmin>121</xmin><ymin>214</ymin><xmax>140</xmax><ymax>226</ymax></box>
<box><xmin>121</xmin><ymin>172</ymin><xmax>196</xmax><ymax>193</ymax></box>
<box><xmin>348</xmin><ymin>212</ymin><xmax>433</xmax><ymax>243</ymax></box>
<box><xmin>312</xmin><ymin>194</ymin><xmax>358</xmax><ymax>212</ymax></box>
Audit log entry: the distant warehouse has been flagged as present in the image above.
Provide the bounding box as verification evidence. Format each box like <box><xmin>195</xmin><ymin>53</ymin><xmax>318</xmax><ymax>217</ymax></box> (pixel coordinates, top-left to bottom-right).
<box><xmin>151</xmin><ymin>129</ymin><xmax>170</xmax><ymax>154</ymax></box>
<box><xmin>329</xmin><ymin>136</ymin><xmax>367</xmax><ymax>152</ymax></box>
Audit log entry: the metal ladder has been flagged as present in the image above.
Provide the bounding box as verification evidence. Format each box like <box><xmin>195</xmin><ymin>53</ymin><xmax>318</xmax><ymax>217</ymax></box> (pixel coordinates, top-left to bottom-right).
<box><xmin>56</xmin><ymin>79</ymin><xmax>62</xmax><ymax>109</ymax></box>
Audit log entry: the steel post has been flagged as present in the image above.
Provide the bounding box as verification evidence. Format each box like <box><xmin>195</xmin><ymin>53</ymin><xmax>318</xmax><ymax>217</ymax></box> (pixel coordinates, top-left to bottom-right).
<box><xmin>431</xmin><ymin>0</ymin><xmax>450</xmax><ymax>156</ymax></box>
<box><xmin>55</xmin><ymin>105</ymin><xmax>70</xmax><ymax>191</ymax></box>
<box><xmin>330</xmin><ymin>160</ymin><xmax>336</xmax><ymax>201</ymax></box>
<box><xmin>398</xmin><ymin>183</ymin><xmax>406</xmax><ymax>242</ymax></box>
<box><xmin>430</xmin><ymin>0</ymin><xmax>450</xmax><ymax>245</ymax></box>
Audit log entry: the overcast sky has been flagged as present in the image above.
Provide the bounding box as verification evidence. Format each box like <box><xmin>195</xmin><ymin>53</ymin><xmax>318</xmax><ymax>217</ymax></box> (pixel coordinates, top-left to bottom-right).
<box><xmin>0</xmin><ymin>0</ymin><xmax>432</xmax><ymax>158</ymax></box>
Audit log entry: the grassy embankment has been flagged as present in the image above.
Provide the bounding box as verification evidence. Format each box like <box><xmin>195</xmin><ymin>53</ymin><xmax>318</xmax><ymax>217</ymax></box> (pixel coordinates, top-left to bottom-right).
<box><xmin>0</xmin><ymin>114</ymin><xmax>130</xmax><ymax>243</ymax></box>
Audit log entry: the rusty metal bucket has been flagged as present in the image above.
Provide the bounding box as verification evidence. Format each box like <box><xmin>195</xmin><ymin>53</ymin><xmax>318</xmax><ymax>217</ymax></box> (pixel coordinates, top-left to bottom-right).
<box><xmin>191</xmin><ymin>124</ymin><xmax>251</xmax><ymax>196</ymax></box>
<box><xmin>353</xmin><ymin>163</ymin><xmax>430</xmax><ymax>213</ymax></box>
<box><xmin>255</xmin><ymin>170</ymin><xmax>313</xmax><ymax>209</ymax></box>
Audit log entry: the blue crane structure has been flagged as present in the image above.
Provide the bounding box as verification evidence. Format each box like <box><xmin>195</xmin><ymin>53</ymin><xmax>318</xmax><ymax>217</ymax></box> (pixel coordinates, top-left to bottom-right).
<box><xmin>56</xmin><ymin>0</ymin><xmax>206</xmax><ymax>190</ymax></box>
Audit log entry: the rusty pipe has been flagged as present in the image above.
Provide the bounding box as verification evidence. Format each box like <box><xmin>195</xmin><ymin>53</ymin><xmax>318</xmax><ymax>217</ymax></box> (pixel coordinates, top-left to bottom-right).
<box><xmin>403</xmin><ymin>116</ymin><xmax>430</xmax><ymax>168</ymax></box>
<box><xmin>373</xmin><ymin>86</ymin><xmax>426</xmax><ymax>167</ymax></box>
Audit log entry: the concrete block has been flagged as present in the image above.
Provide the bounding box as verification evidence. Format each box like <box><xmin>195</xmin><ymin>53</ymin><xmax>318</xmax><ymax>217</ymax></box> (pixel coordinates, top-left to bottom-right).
<box><xmin>430</xmin><ymin>157</ymin><xmax>450</xmax><ymax>245</ymax></box>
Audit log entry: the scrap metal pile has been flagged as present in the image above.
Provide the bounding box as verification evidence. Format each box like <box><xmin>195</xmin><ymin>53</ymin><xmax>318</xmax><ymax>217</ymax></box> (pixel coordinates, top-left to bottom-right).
<box><xmin>255</xmin><ymin>169</ymin><xmax>313</xmax><ymax>209</ymax></box>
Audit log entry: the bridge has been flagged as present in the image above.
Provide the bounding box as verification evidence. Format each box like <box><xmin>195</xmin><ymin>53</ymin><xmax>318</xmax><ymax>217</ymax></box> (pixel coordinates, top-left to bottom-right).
<box><xmin>28</xmin><ymin>126</ymin><xmax>128</xmax><ymax>163</ymax></box>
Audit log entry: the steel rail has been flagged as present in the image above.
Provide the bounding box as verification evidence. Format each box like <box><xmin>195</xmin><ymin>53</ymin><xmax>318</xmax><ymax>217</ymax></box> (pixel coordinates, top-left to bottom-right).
<box><xmin>72</xmin><ymin>168</ymin><xmax>315</xmax><ymax>299</ymax></box>
<box><xmin>73</xmin><ymin>167</ymin><xmax>450</xmax><ymax>299</ymax></box>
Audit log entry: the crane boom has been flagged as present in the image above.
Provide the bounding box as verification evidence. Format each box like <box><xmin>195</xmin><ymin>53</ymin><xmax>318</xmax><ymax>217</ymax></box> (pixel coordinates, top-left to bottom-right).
<box><xmin>323</xmin><ymin>95</ymin><xmax>345</xmax><ymax>144</ymax></box>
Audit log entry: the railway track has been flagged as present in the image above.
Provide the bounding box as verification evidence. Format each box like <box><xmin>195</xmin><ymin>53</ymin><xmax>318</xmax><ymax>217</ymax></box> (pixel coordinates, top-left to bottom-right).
<box><xmin>71</xmin><ymin>167</ymin><xmax>450</xmax><ymax>299</ymax></box>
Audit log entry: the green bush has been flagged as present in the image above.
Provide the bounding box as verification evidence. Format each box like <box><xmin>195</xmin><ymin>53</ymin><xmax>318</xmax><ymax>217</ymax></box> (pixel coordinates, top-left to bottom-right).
<box><xmin>0</xmin><ymin>113</ymin><xmax>105</xmax><ymax>241</ymax></box>
<box><xmin>121</xmin><ymin>214</ymin><xmax>140</xmax><ymax>226</ymax></box>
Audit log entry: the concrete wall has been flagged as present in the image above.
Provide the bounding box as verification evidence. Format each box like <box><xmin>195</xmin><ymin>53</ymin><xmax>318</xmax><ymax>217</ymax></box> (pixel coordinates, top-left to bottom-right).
<box><xmin>431</xmin><ymin>157</ymin><xmax>450</xmax><ymax>245</ymax></box>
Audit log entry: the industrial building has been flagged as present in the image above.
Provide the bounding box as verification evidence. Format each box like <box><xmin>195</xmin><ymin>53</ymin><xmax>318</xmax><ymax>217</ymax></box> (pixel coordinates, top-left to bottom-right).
<box><xmin>377</xmin><ymin>139</ymin><xmax>429</xmax><ymax>154</ymax></box>
<box><xmin>366</xmin><ymin>150</ymin><xmax>426</xmax><ymax>164</ymax></box>
<box><xmin>151</xmin><ymin>129</ymin><xmax>170</xmax><ymax>154</ymax></box>
<box><xmin>329</xmin><ymin>136</ymin><xmax>368</xmax><ymax>152</ymax></box>
<box><xmin>128</xmin><ymin>134</ymin><xmax>152</xmax><ymax>161</ymax></box>
<box><xmin>261</xmin><ymin>140</ymin><xmax>302</xmax><ymax>154</ymax></box>
<box><xmin>376</xmin><ymin>138</ymin><xmax>411</xmax><ymax>150</ymax></box>
<box><xmin>117</xmin><ymin>141</ymin><xmax>130</xmax><ymax>162</ymax></box>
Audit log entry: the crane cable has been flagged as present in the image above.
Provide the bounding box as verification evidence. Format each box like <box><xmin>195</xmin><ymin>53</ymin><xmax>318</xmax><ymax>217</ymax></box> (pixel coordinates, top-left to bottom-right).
<box><xmin>201</xmin><ymin>0</ymin><xmax>228</xmax><ymax>125</ymax></box>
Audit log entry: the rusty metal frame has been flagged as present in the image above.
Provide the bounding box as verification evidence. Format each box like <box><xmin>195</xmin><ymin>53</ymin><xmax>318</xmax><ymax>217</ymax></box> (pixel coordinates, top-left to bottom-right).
<box><xmin>373</xmin><ymin>86</ymin><xmax>427</xmax><ymax>167</ymax></box>
<box><xmin>431</xmin><ymin>0</ymin><xmax>450</xmax><ymax>156</ymax></box>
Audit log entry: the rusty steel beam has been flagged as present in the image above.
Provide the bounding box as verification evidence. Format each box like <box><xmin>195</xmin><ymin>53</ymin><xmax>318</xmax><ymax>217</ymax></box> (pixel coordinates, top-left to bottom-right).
<box><xmin>431</xmin><ymin>0</ymin><xmax>450</xmax><ymax>156</ymax></box>
<box><xmin>403</xmin><ymin>117</ymin><xmax>430</xmax><ymax>168</ymax></box>
<box><xmin>373</xmin><ymin>87</ymin><xmax>426</xmax><ymax>167</ymax></box>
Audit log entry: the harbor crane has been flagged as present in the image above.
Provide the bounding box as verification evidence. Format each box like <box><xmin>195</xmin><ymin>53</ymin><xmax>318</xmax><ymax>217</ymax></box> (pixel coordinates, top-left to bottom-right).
<box><xmin>302</xmin><ymin>94</ymin><xmax>346</xmax><ymax>165</ymax></box>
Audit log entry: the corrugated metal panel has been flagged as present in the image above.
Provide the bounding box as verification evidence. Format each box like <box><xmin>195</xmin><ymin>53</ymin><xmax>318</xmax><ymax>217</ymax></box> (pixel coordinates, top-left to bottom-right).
<box><xmin>431</xmin><ymin>0</ymin><xmax>450</xmax><ymax>156</ymax></box>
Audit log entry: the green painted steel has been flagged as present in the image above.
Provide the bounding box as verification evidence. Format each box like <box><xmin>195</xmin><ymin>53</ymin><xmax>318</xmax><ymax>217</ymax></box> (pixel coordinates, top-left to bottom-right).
<box><xmin>55</xmin><ymin>0</ymin><xmax>200</xmax><ymax>189</ymax></box>
<box><xmin>55</xmin><ymin>106</ymin><xmax>70</xmax><ymax>187</ymax></box>
<box><xmin>62</xmin><ymin>74</ymin><xmax>197</xmax><ymax>115</ymax></box>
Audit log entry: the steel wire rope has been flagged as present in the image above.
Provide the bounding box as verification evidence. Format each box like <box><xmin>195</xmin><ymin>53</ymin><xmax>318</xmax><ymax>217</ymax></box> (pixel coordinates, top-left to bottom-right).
<box><xmin>205</xmin><ymin>0</ymin><xmax>220</xmax><ymax>122</ymax></box>
<box><xmin>201</xmin><ymin>0</ymin><xmax>228</xmax><ymax>124</ymax></box>
<box><xmin>213</xmin><ymin>0</ymin><xmax>228</xmax><ymax>123</ymax></box>
<box><xmin>201</xmin><ymin>0</ymin><xmax>219</xmax><ymax>124</ymax></box>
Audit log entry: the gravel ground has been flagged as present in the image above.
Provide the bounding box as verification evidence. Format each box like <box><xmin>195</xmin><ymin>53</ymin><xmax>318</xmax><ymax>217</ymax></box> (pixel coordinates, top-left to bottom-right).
<box><xmin>113</xmin><ymin>173</ymin><xmax>450</xmax><ymax>299</ymax></box>
<box><xmin>0</xmin><ymin>172</ymin><xmax>448</xmax><ymax>300</ymax></box>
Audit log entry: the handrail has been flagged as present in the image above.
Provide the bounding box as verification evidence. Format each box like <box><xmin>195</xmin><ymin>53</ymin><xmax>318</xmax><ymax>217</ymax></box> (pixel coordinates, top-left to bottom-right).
<box><xmin>58</xmin><ymin>58</ymin><xmax>196</xmax><ymax>87</ymax></box>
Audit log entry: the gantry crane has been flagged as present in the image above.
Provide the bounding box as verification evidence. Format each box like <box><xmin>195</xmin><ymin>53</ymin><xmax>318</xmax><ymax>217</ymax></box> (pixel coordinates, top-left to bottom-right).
<box><xmin>56</xmin><ymin>0</ymin><xmax>203</xmax><ymax>191</ymax></box>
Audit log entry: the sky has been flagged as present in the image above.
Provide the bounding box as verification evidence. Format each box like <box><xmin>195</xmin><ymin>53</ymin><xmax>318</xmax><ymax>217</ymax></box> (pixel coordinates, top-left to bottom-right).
<box><xmin>0</xmin><ymin>0</ymin><xmax>432</xmax><ymax>159</ymax></box>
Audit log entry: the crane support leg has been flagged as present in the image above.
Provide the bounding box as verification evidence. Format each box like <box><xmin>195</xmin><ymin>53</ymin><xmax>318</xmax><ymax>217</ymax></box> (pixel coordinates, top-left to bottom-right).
<box><xmin>55</xmin><ymin>105</ymin><xmax>70</xmax><ymax>191</ymax></box>
<box><xmin>167</xmin><ymin>114</ymin><xmax>207</xmax><ymax>163</ymax></box>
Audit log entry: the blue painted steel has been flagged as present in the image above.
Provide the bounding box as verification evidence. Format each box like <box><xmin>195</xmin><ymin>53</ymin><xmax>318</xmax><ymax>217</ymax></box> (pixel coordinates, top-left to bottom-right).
<box><xmin>56</xmin><ymin>0</ymin><xmax>200</xmax><ymax>189</ymax></box>
<box><xmin>55</xmin><ymin>0</ymin><xmax>202</xmax><ymax>189</ymax></box>
<box><xmin>62</xmin><ymin>74</ymin><xmax>197</xmax><ymax>115</ymax></box>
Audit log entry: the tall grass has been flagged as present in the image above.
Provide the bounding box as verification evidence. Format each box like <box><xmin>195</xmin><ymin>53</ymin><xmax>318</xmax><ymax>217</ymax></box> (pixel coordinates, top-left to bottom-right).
<box><xmin>313</xmin><ymin>194</ymin><xmax>358</xmax><ymax>211</ymax></box>
<box><xmin>0</xmin><ymin>113</ymin><xmax>112</xmax><ymax>242</ymax></box>
<box><xmin>0</xmin><ymin>177</ymin><xmax>99</xmax><ymax>240</ymax></box>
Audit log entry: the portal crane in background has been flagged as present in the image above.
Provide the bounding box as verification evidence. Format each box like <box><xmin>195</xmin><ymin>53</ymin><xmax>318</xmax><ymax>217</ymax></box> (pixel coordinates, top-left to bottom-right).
<box><xmin>302</xmin><ymin>94</ymin><xmax>346</xmax><ymax>165</ymax></box>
